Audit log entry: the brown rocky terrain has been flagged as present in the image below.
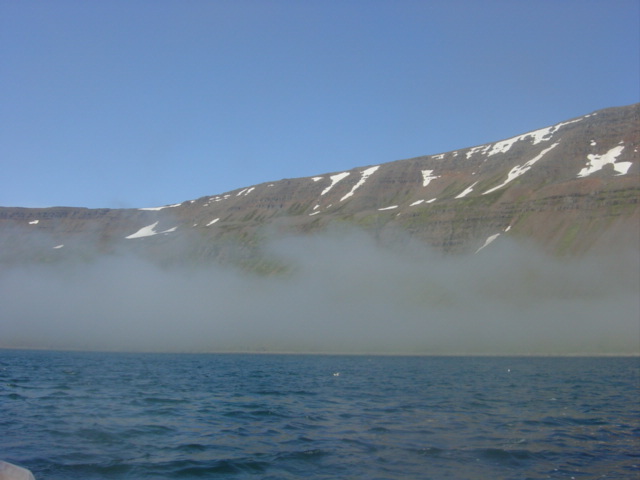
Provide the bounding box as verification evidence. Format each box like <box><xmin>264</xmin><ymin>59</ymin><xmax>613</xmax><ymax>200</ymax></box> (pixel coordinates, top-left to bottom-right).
<box><xmin>1</xmin><ymin>103</ymin><xmax>638</xmax><ymax>270</ymax></box>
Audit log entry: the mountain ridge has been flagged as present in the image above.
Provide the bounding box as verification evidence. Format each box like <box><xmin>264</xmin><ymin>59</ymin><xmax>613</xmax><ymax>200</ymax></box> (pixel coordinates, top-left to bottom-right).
<box><xmin>1</xmin><ymin>103</ymin><xmax>638</xmax><ymax>268</ymax></box>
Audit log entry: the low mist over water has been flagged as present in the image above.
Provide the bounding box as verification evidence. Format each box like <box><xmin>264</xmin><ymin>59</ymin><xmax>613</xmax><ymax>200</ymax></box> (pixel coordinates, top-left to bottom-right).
<box><xmin>1</xmin><ymin>229</ymin><xmax>638</xmax><ymax>354</ymax></box>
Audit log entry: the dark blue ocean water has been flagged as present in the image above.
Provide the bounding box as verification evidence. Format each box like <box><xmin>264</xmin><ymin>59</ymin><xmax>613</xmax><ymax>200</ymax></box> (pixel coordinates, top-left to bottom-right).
<box><xmin>1</xmin><ymin>351</ymin><xmax>638</xmax><ymax>480</ymax></box>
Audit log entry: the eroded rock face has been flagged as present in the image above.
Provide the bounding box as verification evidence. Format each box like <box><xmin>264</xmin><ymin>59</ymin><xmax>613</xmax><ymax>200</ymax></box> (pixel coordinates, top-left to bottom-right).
<box><xmin>1</xmin><ymin>103</ymin><xmax>638</xmax><ymax>267</ymax></box>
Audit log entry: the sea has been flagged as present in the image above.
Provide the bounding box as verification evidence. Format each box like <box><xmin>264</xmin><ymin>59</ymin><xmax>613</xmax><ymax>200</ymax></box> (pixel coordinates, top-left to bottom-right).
<box><xmin>1</xmin><ymin>350</ymin><xmax>638</xmax><ymax>480</ymax></box>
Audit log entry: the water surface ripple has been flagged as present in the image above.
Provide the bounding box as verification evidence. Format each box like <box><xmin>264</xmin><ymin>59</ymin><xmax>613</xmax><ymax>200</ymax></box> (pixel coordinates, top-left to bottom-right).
<box><xmin>1</xmin><ymin>351</ymin><xmax>638</xmax><ymax>479</ymax></box>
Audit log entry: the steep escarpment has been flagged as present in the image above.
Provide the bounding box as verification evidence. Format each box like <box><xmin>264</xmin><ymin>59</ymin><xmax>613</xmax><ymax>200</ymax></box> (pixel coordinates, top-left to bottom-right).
<box><xmin>1</xmin><ymin>103</ymin><xmax>638</xmax><ymax>268</ymax></box>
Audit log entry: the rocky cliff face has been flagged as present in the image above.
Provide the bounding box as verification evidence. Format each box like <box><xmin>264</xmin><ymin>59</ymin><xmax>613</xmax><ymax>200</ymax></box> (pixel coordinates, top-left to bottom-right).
<box><xmin>1</xmin><ymin>103</ymin><xmax>638</xmax><ymax>269</ymax></box>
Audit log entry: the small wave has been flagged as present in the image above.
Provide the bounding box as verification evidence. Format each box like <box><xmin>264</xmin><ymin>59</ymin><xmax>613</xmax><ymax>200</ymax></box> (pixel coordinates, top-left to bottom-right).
<box><xmin>175</xmin><ymin>443</ymin><xmax>208</xmax><ymax>453</ymax></box>
<box><xmin>367</xmin><ymin>426</ymin><xmax>390</xmax><ymax>433</ymax></box>
<box><xmin>253</xmin><ymin>389</ymin><xmax>286</xmax><ymax>396</ymax></box>
<box><xmin>283</xmin><ymin>420</ymin><xmax>323</xmax><ymax>431</ymax></box>
<box><xmin>44</xmin><ymin>390</ymin><xmax>70</xmax><ymax>398</ymax></box>
<box><xmin>474</xmin><ymin>447</ymin><xmax>539</xmax><ymax>466</ymax></box>
<box><xmin>563</xmin><ymin>416</ymin><xmax>607</xmax><ymax>426</ymax></box>
<box><xmin>250</xmin><ymin>409</ymin><xmax>286</xmax><ymax>417</ymax></box>
<box><xmin>409</xmin><ymin>446</ymin><xmax>445</xmax><ymax>457</ymax></box>
<box><xmin>274</xmin><ymin>449</ymin><xmax>329</xmax><ymax>462</ymax></box>
<box><xmin>43</xmin><ymin>460</ymin><xmax>134</xmax><ymax>478</ymax></box>
<box><xmin>222</xmin><ymin>409</ymin><xmax>289</xmax><ymax>420</ymax></box>
<box><xmin>3</xmin><ymin>392</ymin><xmax>25</xmax><ymax>400</ymax></box>
<box><xmin>123</xmin><ymin>424</ymin><xmax>176</xmax><ymax>437</ymax></box>
<box><xmin>165</xmin><ymin>458</ymin><xmax>269</xmax><ymax>477</ymax></box>
<box><xmin>75</xmin><ymin>428</ymin><xmax>122</xmax><ymax>445</ymax></box>
<box><xmin>140</xmin><ymin>396</ymin><xmax>187</xmax><ymax>405</ymax></box>
<box><xmin>282</xmin><ymin>435</ymin><xmax>315</xmax><ymax>444</ymax></box>
<box><xmin>340</xmin><ymin>437</ymin><xmax>378</xmax><ymax>453</ymax></box>
<box><xmin>292</xmin><ymin>390</ymin><xmax>316</xmax><ymax>396</ymax></box>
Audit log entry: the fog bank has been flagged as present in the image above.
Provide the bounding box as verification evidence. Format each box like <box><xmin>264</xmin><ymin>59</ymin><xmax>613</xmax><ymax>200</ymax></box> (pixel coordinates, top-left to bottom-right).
<box><xmin>1</xmin><ymin>230</ymin><xmax>638</xmax><ymax>355</ymax></box>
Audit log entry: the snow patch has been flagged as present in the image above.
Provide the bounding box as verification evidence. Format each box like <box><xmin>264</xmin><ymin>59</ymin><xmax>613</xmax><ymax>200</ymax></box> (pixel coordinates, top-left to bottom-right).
<box><xmin>341</xmin><ymin>166</ymin><xmax>379</xmax><ymax>201</ymax></box>
<box><xmin>577</xmin><ymin>145</ymin><xmax>630</xmax><ymax>177</ymax></box>
<box><xmin>53</xmin><ymin>244</ymin><xmax>64</xmax><ymax>249</ymax></box>
<box><xmin>483</xmin><ymin>142</ymin><xmax>559</xmax><ymax>195</ymax></box>
<box><xmin>466</xmin><ymin>145</ymin><xmax>491</xmax><ymax>159</ymax></box>
<box><xmin>421</xmin><ymin>169</ymin><xmax>440</xmax><ymax>187</ymax></box>
<box><xmin>409</xmin><ymin>197</ymin><xmax>436</xmax><ymax>206</ymax></box>
<box><xmin>321</xmin><ymin>172</ymin><xmax>350</xmax><ymax>196</ymax></box>
<box><xmin>378</xmin><ymin>205</ymin><xmax>398</xmax><ymax>211</ymax></box>
<box><xmin>125</xmin><ymin>222</ymin><xmax>178</xmax><ymax>239</ymax></box>
<box><xmin>138</xmin><ymin>203</ymin><xmax>181</xmax><ymax>211</ymax></box>
<box><xmin>455</xmin><ymin>181</ymin><xmax>478</xmax><ymax>199</ymax></box>
<box><xmin>309</xmin><ymin>211</ymin><xmax>320</xmax><ymax>216</ymax></box>
<box><xmin>28</xmin><ymin>220</ymin><xmax>39</xmax><ymax>225</ymax></box>
<box><xmin>487</xmin><ymin>118</ymin><xmax>582</xmax><ymax>157</ymax></box>
<box><xmin>206</xmin><ymin>195</ymin><xmax>231</xmax><ymax>205</ymax></box>
<box><xmin>206</xmin><ymin>218</ymin><xmax>220</xmax><ymax>226</ymax></box>
<box><xmin>475</xmin><ymin>233</ymin><xmax>500</xmax><ymax>253</ymax></box>
<box><xmin>126</xmin><ymin>222</ymin><xmax>159</xmax><ymax>239</ymax></box>
<box><xmin>312</xmin><ymin>177</ymin><xmax>323</xmax><ymax>182</ymax></box>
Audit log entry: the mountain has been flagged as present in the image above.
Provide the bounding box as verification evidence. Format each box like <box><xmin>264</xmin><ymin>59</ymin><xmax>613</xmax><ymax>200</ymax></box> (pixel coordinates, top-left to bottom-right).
<box><xmin>1</xmin><ymin>103</ymin><xmax>638</xmax><ymax>270</ymax></box>
<box><xmin>2</xmin><ymin>105</ymin><xmax>639</xmax><ymax>355</ymax></box>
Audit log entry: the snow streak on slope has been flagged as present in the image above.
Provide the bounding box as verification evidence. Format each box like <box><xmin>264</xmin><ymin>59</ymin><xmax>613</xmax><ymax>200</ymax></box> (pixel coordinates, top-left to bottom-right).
<box><xmin>463</xmin><ymin>116</ymin><xmax>584</xmax><ymax>160</ymax></box>
<box><xmin>475</xmin><ymin>233</ymin><xmax>501</xmax><ymax>253</ymax></box>
<box><xmin>486</xmin><ymin>118</ymin><xmax>582</xmax><ymax>156</ymax></box>
<box><xmin>341</xmin><ymin>166</ymin><xmax>379</xmax><ymax>201</ymax></box>
<box><xmin>321</xmin><ymin>172</ymin><xmax>350</xmax><ymax>196</ymax></box>
<box><xmin>483</xmin><ymin>143</ymin><xmax>560</xmax><ymax>195</ymax></box>
<box><xmin>455</xmin><ymin>182</ymin><xmax>478</xmax><ymax>199</ymax></box>
<box><xmin>138</xmin><ymin>203</ymin><xmax>182</xmax><ymax>211</ymax></box>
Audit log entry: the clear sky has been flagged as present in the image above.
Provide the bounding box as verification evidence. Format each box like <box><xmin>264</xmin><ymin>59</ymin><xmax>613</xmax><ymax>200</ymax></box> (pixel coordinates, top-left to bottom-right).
<box><xmin>1</xmin><ymin>0</ymin><xmax>638</xmax><ymax>209</ymax></box>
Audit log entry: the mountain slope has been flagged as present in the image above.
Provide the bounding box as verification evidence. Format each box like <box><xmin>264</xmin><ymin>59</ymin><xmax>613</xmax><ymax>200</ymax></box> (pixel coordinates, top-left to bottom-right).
<box><xmin>1</xmin><ymin>103</ymin><xmax>638</xmax><ymax>268</ymax></box>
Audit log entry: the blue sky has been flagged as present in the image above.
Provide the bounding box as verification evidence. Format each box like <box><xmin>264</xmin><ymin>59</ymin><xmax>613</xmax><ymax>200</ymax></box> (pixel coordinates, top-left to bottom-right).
<box><xmin>1</xmin><ymin>0</ymin><xmax>638</xmax><ymax>209</ymax></box>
